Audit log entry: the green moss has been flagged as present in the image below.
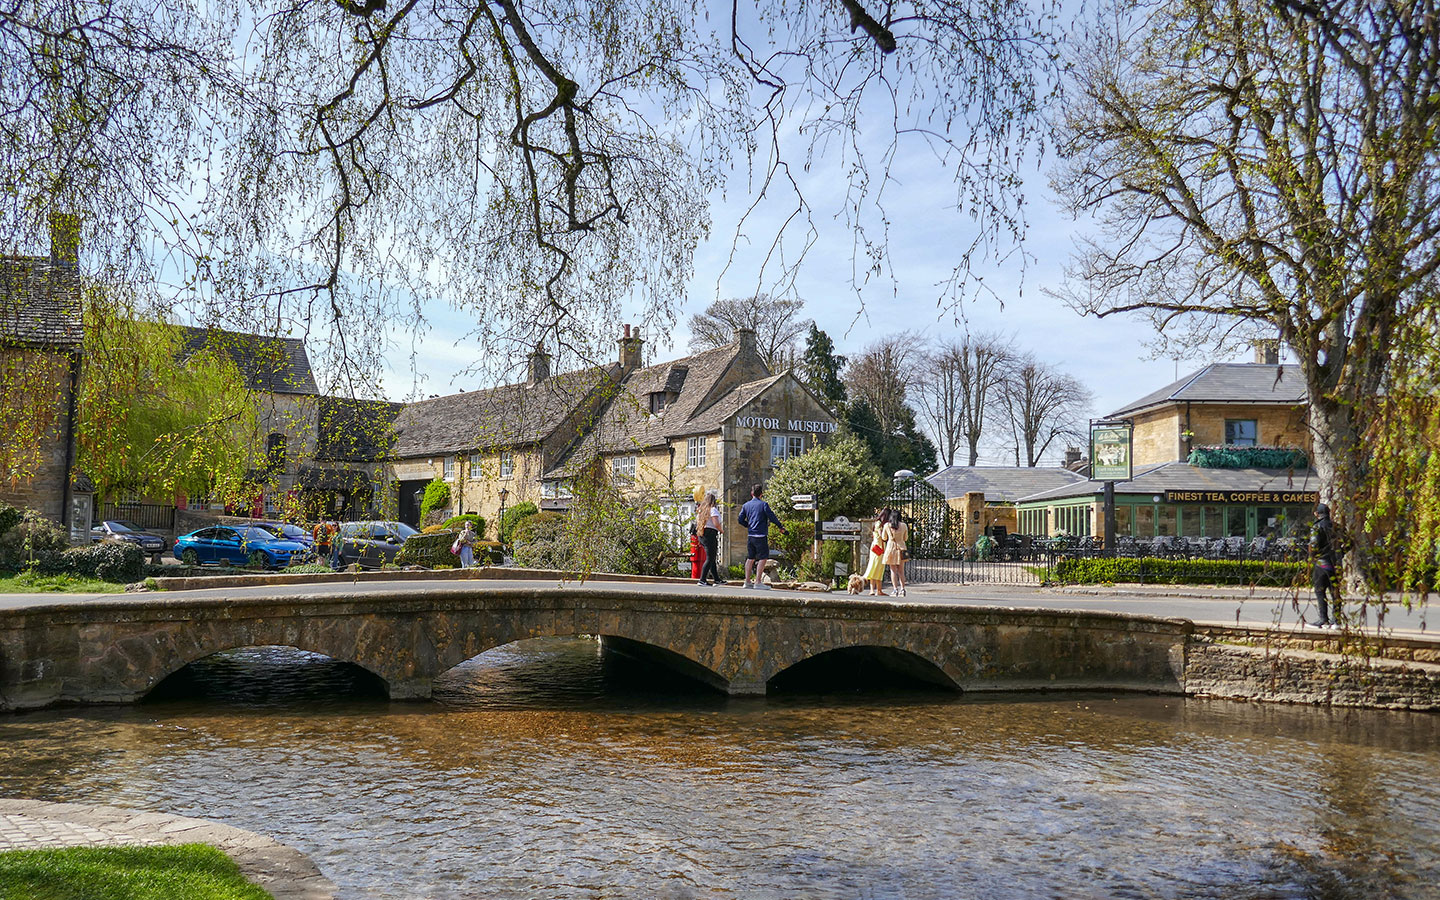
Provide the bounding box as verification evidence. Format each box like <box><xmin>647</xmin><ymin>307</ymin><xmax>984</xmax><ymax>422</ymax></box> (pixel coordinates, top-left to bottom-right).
<box><xmin>0</xmin><ymin>844</ymin><xmax>272</xmax><ymax>899</ymax></box>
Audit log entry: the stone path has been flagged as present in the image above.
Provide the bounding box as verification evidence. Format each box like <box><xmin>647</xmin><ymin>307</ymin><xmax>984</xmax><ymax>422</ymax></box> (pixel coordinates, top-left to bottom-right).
<box><xmin>0</xmin><ymin>799</ymin><xmax>336</xmax><ymax>900</ymax></box>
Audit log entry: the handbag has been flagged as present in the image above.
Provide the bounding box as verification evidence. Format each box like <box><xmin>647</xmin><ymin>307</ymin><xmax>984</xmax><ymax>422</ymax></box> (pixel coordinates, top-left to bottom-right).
<box><xmin>450</xmin><ymin>538</ymin><xmax>462</xmax><ymax>555</ymax></box>
<box><xmin>901</xmin><ymin>549</ymin><xmax>910</xmax><ymax>561</ymax></box>
<box><xmin>871</xmin><ymin>542</ymin><xmax>884</xmax><ymax>555</ymax></box>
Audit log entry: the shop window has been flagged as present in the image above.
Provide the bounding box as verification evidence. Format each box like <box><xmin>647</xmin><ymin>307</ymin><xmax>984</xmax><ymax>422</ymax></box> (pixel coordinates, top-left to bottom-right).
<box><xmin>1203</xmin><ymin>506</ymin><xmax>1223</xmax><ymax>536</ymax></box>
<box><xmin>1226</xmin><ymin>506</ymin><xmax>1248</xmax><ymax>537</ymax></box>
<box><xmin>443</xmin><ymin>456</ymin><xmax>455</xmax><ymax>481</ymax></box>
<box><xmin>1112</xmin><ymin>505</ymin><xmax>1132</xmax><ymax>537</ymax></box>
<box><xmin>500</xmin><ymin>451</ymin><xmax>514</xmax><ymax>479</ymax></box>
<box><xmin>1134</xmin><ymin>505</ymin><xmax>1155</xmax><ymax>537</ymax></box>
<box><xmin>687</xmin><ymin>436</ymin><xmax>706</xmax><ymax>469</ymax></box>
<box><xmin>611</xmin><ymin>456</ymin><xmax>636</xmax><ymax>483</ymax></box>
<box><xmin>468</xmin><ymin>452</ymin><xmax>482</xmax><ymax>479</ymax></box>
<box><xmin>1285</xmin><ymin>505</ymin><xmax>1314</xmax><ymax>537</ymax></box>
<box><xmin>1180</xmin><ymin>507</ymin><xmax>1202</xmax><ymax>537</ymax></box>
<box><xmin>1224</xmin><ymin>419</ymin><xmax>1258</xmax><ymax>447</ymax></box>
<box><xmin>1157</xmin><ymin>504</ymin><xmax>1177</xmax><ymax>536</ymax></box>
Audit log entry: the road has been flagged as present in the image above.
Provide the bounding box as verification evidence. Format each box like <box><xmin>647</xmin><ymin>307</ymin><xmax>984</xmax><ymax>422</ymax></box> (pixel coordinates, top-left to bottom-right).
<box><xmin>0</xmin><ymin>576</ymin><xmax>1433</xmax><ymax>638</ymax></box>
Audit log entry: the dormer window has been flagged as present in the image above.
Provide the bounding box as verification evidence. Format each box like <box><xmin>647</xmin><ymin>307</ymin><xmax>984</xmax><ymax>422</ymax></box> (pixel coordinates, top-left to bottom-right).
<box><xmin>649</xmin><ymin>391</ymin><xmax>669</xmax><ymax>414</ymax></box>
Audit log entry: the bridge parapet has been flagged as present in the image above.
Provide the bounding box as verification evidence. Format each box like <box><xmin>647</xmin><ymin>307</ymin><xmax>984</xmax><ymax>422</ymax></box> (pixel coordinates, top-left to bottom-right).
<box><xmin>0</xmin><ymin>584</ymin><xmax>1193</xmax><ymax>711</ymax></box>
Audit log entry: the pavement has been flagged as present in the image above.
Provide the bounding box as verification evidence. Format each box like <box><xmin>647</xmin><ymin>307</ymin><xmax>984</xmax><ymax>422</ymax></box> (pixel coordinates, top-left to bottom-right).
<box><xmin>0</xmin><ymin>799</ymin><xmax>336</xmax><ymax>899</ymax></box>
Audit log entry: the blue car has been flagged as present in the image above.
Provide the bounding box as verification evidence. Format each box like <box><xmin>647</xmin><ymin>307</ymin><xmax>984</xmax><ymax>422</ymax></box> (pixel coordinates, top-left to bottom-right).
<box><xmin>173</xmin><ymin>525</ymin><xmax>308</xmax><ymax>569</ymax></box>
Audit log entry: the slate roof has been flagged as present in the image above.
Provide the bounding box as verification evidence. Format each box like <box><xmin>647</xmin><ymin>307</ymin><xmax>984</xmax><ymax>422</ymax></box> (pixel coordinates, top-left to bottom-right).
<box><xmin>1016</xmin><ymin>461</ymin><xmax>1320</xmax><ymax>503</ymax></box>
<box><xmin>927</xmin><ymin>465</ymin><xmax>1087</xmax><ymax>504</ymax></box>
<box><xmin>315</xmin><ymin>396</ymin><xmax>403</xmax><ymax>461</ymax></box>
<box><xmin>1108</xmin><ymin>363</ymin><xmax>1307</xmax><ymax>418</ymax></box>
<box><xmin>0</xmin><ymin>256</ymin><xmax>83</xmax><ymax>348</ymax></box>
<box><xmin>179</xmin><ymin>326</ymin><xmax>319</xmax><ymax>395</ymax></box>
<box><xmin>391</xmin><ymin>365</ymin><xmax>618</xmax><ymax>457</ymax></box>
<box><xmin>542</xmin><ymin>343</ymin><xmax>770</xmax><ymax>475</ymax></box>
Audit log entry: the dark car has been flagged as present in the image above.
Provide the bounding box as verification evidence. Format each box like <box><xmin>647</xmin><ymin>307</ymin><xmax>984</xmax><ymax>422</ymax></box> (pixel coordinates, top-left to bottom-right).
<box><xmin>91</xmin><ymin>520</ymin><xmax>168</xmax><ymax>561</ymax></box>
<box><xmin>337</xmin><ymin>521</ymin><xmax>419</xmax><ymax>569</ymax></box>
<box><xmin>253</xmin><ymin>522</ymin><xmax>317</xmax><ymax>559</ymax></box>
<box><xmin>172</xmin><ymin>525</ymin><xmax>308</xmax><ymax>569</ymax></box>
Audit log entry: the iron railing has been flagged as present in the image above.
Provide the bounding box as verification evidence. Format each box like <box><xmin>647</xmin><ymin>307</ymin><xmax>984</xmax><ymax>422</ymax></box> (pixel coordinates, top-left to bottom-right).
<box><xmin>96</xmin><ymin>502</ymin><xmax>178</xmax><ymax>533</ymax></box>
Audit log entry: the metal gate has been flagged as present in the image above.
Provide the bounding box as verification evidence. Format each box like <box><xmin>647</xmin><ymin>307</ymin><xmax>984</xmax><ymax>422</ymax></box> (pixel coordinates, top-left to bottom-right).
<box><xmin>887</xmin><ymin>474</ymin><xmax>1044</xmax><ymax>585</ymax></box>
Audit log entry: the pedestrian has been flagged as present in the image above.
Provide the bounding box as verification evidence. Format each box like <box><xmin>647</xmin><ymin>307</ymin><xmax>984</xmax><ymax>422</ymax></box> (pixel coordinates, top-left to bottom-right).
<box><xmin>738</xmin><ymin>483</ymin><xmax>787</xmax><ymax>589</ymax></box>
<box><xmin>1309</xmin><ymin>503</ymin><xmax>1340</xmax><ymax>629</ymax></box>
<box><xmin>881</xmin><ymin>508</ymin><xmax>908</xmax><ymax>597</ymax></box>
<box><xmin>455</xmin><ymin>520</ymin><xmax>476</xmax><ymax>568</ymax></box>
<box><xmin>696</xmin><ymin>490</ymin><xmax>723</xmax><ymax>586</ymax></box>
<box><xmin>312</xmin><ymin>519</ymin><xmax>333</xmax><ymax>569</ymax></box>
<box><xmin>328</xmin><ymin>520</ymin><xmax>343</xmax><ymax>570</ymax></box>
<box><xmin>863</xmin><ymin>507</ymin><xmax>890</xmax><ymax>596</ymax></box>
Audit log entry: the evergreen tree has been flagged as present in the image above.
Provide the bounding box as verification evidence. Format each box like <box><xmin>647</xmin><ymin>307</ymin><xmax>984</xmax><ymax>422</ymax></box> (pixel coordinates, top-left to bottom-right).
<box><xmin>843</xmin><ymin>399</ymin><xmax>938</xmax><ymax>480</ymax></box>
<box><xmin>800</xmin><ymin>325</ymin><xmax>847</xmax><ymax>411</ymax></box>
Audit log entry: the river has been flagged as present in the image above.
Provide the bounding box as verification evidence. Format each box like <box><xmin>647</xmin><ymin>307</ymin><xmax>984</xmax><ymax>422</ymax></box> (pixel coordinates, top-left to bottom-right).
<box><xmin>2</xmin><ymin>638</ymin><xmax>1438</xmax><ymax>899</ymax></box>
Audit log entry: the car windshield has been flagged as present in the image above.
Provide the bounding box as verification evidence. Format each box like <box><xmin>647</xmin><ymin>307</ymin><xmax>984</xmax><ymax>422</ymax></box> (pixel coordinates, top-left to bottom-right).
<box><xmin>280</xmin><ymin>524</ymin><xmax>307</xmax><ymax>540</ymax></box>
<box><xmin>107</xmin><ymin>521</ymin><xmax>140</xmax><ymax>533</ymax></box>
<box><xmin>389</xmin><ymin>522</ymin><xmax>418</xmax><ymax>539</ymax></box>
<box><xmin>240</xmin><ymin>527</ymin><xmax>278</xmax><ymax>542</ymax></box>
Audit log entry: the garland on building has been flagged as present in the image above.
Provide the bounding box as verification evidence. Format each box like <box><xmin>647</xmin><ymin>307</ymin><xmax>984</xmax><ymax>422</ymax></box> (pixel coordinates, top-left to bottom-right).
<box><xmin>1186</xmin><ymin>446</ymin><xmax>1308</xmax><ymax>470</ymax></box>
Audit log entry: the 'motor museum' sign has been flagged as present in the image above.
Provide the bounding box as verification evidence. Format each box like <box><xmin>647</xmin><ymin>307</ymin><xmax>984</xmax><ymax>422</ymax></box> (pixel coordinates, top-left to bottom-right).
<box><xmin>734</xmin><ymin>416</ymin><xmax>839</xmax><ymax>433</ymax></box>
<box><xmin>1164</xmin><ymin>490</ymin><xmax>1320</xmax><ymax>504</ymax></box>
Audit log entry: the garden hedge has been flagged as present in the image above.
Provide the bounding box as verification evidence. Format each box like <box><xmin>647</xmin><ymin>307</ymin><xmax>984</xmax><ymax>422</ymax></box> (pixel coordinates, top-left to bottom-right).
<box><xmin>1186</xmin><ymin>446</ymin><xmax>1308</xmax><ymax>469</ymax></box>
<box><xmin>395</xmin><ymin>531</ymin><xmax>460</xmax><ymax>569</ymax></box>
<box><xmin>1052</xmin><ymin>555</ymin><xmax>1306</xmax><ymax>587</ymax></box>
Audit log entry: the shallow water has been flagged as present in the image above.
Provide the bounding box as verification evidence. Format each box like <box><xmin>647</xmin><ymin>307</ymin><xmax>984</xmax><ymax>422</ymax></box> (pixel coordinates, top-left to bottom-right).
<box><xmin>2</xmin><ymin>638</ymin><xmax>1438</xmax><ymax>899</ymax></box>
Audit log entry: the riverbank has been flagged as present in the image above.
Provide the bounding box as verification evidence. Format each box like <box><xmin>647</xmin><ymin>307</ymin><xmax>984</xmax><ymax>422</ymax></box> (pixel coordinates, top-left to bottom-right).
<box><xmin>0</xmin><ymin>799</ymin><xmax>336</xmax><ymax>899</ymax></box>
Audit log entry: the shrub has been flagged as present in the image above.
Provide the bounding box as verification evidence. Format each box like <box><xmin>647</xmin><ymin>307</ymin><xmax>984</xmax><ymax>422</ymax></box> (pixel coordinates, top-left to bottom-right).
<box><xmin>439</xmin><ymin>514</ymin><xmax>486</xmax><ymax>539</ymax></box>
<box><xmin>510</xmin><ymin>511</ymin><xmax>570</xmax><ymax>570</ymax></box>
<box><xmin>474</xmin><ymin>540</ymin><xmax>505</xmax><ymax>565</ymax></box>
<box><xmin>771</xmin><ymin>517</ymin><xmax>815</xmax><ymax>564</ymax></box>
<box><xmin>0</xmin><ymin>504</ymin><xmax>22</xmax><ymax>537</ymax></box>
<box><xmin>57</xmin><ymin>542</ymin><xmax>145</xmax><ymax>583</ymax></box>
<box><xmin>395</xmin><ymin>531</ymin><xmax>460</xmax><ymax>569</ymax></box>
<box><xmin>0</xmin><ymin>510</ymin><xmax>69</xmax><ymax>572</ymax></box>
<box><xmin>498</xmin><ymin>501</ymin><xmax>540</xmax><ymax>543</ymax></box>
<box><xmin>1187</xmin><ymin>446</ymin><xmax>1309</xmax><ymax>469</ymax></box>
<box><xmin>1052</xmin><ymin>555</ymin><xmax>1306</xmax><ymax>587</ymax></box>
<box><xmin>795</xmin><ymin>540</ymin><xmax>852</xmax><ymax>585</ymax></box>
<box><xmin>419</xmin><ymin>478</ymin><xmax>451</xmax><ymax>522</ymax></box>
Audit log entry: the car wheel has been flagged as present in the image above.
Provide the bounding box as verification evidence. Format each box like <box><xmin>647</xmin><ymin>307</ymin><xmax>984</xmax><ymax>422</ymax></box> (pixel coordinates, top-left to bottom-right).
<box><xmin>181</xmin><ymin>548</ymin><xmax>199</xmax><ymax>567</ymax></box>
<box><xmin>248</xmin><ymin>550</ymin><xmax>270</xmax><ymax>569</ymax></box>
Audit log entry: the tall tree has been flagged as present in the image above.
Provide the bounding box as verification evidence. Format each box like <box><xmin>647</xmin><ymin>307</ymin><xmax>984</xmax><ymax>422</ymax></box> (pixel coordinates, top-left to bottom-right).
<box><xmin>844</xmin><ymin>334</ymin><xmax>919</xmax><ymax>438</ymax></box>
<box><xmin>844</xmin><ymin>398</ymin><xmax>939</xmax><ymax>478</ymax></box>
<box><xmin>1052</xmin><ymin>0</ymin><xmax>1440</xmax><ymax>583</ymax></box>
<box><xmin>914</xmin><ymin>332</ymin><xmax>1014</xmax><ymax>466</ymax></box>
<box><xmin>800</xmin><ymin>325</ymin><xmax>847</xmax><ymax>411</ymax></box>
<box><xmin>1</xmin><ymin>0</ymin><xmax>1059</xmax><ymax>383</ymax></box>
<box><xmin>688</xmin><ymin>295</ymin><xmax>812</xmax><ymax>372</ymax></box>
<box><xmin>999</xmin><ymin>357</ymin><xmax>1092</xmax><ymax>467</ymax></box>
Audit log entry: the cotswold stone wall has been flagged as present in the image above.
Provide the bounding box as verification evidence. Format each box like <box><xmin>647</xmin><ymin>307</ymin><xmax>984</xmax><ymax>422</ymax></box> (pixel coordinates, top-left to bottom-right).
<box><xmin>1185</xmin><ymin>641</ymin><xmax>1440</xmax><ymax>710</ymax></box>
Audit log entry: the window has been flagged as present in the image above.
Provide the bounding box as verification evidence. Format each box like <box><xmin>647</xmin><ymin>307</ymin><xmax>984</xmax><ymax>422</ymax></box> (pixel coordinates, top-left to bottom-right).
<box><xmin>611</xmin><ymin>456</ymin><xmax>636</xmax><ymax>483</ymax></box>
<box><xmin>1226</xmin><ymin>506</ymin><xmax>1248</xmax><ymax>537</ymax></box>
<box><xmin>789</xmin><ymin>435</ymin><xmax>805</xmax><ymax>459</ymax></box>
<box><xmin>686</xmin><ymin>436</ymin><xmax>706</xmax><ymax>468</ymax></box>
<box><xmin>542</xmin><ymin>479</ymin><xmax>573</xmax><ymax>499</ymax></box>
<box><xmin>1224</xmin><ymin>419</ymin><xmax>1258</xmax><ymax>447</ymax></box>
<box><xmin>443</xmin><ymin>456</ymin><xmax>455</xmax><ymax>480</ymax></box>
<box><xmin>500</xmin><ymin>451</ymin><xmax>514</xmax><ymax>479</ymax></box>
<box><xmin>468</xmin><ymin>453</ymin><xmax>482</xmax><ymax>479</ymax></box>
<box><xmin>770</xmin><ymin>435</ymin><xmax>786</xmax><ymax>467</ymax></box>
<box><xmin>769</xmin><ymin>434</ymin><xmax>806</xmax><ymax>467</ymax></box>
<box><xmin>1156</xmin><ymin>504</ymin><xmax>1177</xmax><ymax>536</ymax></box>
<box><xmin>265</xmin><ymin>433</ymin><xmax>287</xmax><ymax>468</ymax></box>
<box><xmin>649</xmin><ymin>392</ymin><xmax>668</xmax><ymax>414</ymax></box>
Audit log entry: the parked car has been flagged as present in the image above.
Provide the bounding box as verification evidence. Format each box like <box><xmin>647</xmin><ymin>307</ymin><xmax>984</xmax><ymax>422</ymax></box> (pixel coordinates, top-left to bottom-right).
<box><xmin>337</xmin><ymin>521</ymin><xmax>420</xmax><ymax>569</ymax></box>
<box><xmin>91</xmin><ymin>520</ymin><xmax>168</xmax><ymax>561</ymax></box>
<box><xmin>172</xmin><ymin>525</ymin><xmax>308</xmax><ymax>569</ymax></box>
<box><xmin>252</xmin><ymin>521</ymin><xmax>317</xmax><ymax>559</ymax></box>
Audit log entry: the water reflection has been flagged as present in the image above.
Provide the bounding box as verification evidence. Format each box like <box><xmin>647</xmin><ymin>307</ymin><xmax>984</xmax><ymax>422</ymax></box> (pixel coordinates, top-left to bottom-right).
<box><xmin>0</xmin><ymin>638</ymin><xmax>1436</xmax><ymax>900</ymax></box>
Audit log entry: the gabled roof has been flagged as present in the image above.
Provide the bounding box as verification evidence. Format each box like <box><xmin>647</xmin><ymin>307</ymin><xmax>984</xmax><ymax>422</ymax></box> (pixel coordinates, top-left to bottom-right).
<box><xmin>179</xmin><ymin>326</ymin><xmax>319</xmax><ymax>395</ymax></box>
<box><xmin>1108</xmin><ymin>363</ymin><xmax>1307</xmax><ymax>418</ymax></box>
<box><xmin>0</xmin><ymin>256</ymin><xmax>83</xmax><ymax>348</ymax></box>
<box><xmin>543</xmin><ymin>342</ymin><xmax>771</xmax><ymax>475</ymax></box>
<box><xmin>391</xmin><ymin>364</ymin><xmax>618</xmax><ymax>457</ymax></box>
<box><xmin>1016</xmin><ymin>461</ymin><xmax>1319</xmax><ymax>503</ymax></box>
<box><xmin>928</xmin><ymin>465</ymin><xmax>1087</xmax><ymax>504</ymax></box>
<box><xmin>315</xmin><ymin>396</ymin><xmax>403</xmax><ymax>461</ymax></box>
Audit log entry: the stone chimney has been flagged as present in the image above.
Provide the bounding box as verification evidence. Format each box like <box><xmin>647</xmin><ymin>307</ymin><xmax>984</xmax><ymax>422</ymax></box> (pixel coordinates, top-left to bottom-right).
<box><xmin>735</xmin><ymin>327</ymin><xmax>758</xmax><ymax>357</ymax></box>
<box><xmin>618</xmin><ymin>323</ymin><xmax>644</xmax><ymax>372</ymax></box>
<box><xmin>1253</xmin><ymin>340</ymin><xmax>1280</xmax><ymax>365</ymax></box>
<box><xmin>49</xmin><ymin>211</ymin><xmax>80</xmax><ymax>266</ymax></box>
<box><xmin>526</xmin><ymin>344</ymin><xmax>551</xmax><ymax>385</ymax></box>
<box><xmin>1064</xmin><ymin>446</ymin><xmax>1082</xmax><ymax>468</ymax></box>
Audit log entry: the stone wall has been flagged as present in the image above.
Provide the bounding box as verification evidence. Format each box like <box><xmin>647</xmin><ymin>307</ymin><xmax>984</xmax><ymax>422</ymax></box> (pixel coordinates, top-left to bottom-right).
<box><xmin>0</xmin><ymin>348</ymin><xmax>76</xmax><ymax>526</ymax></box>
<box><xmin>1131</xmin><ymin>403</ymin><xmax>1311</xmax><ymax>466</ymax></box>
<box><xmin>1184</xmin><ymin>640</ymin><xmax>1440</xmax><ymax>710</ymax></box>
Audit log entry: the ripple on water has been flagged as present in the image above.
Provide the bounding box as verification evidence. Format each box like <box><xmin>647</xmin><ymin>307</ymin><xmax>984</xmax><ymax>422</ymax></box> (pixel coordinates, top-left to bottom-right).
<box><xmin>1</xmin><ymin>638</ymin><xmax>1438</xmax><ymax>900</ymax></box>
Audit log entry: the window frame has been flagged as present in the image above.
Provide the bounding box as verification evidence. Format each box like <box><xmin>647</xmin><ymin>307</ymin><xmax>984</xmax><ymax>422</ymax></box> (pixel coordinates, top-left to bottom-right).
<box><xmin>499</xmin><ymin>450</ymin><xmax>514</xmax><ymax>479</ymax></box>
<box><xmin>686</xmin><ymin>436</ymin><xmax>706</xmax><ymax>469</ymax></box>
<box><xmin>611</xmin><ymin>455</ymin><xmax>637</xmax><ymax>483</ymax></box>
<box><xmin>442</xmin><ymin>455</ymin><xmax>456</xmax><ymax>481</ymax></box>
<box><xmin>468</xmin><ymin>452</ymin><xmax>483</xmax><ymax>480</ymax></box>
<box><xmin>1224</xmin><ymin>418</ymin><xmax>1258</xmax><ymax>447</ymax></box>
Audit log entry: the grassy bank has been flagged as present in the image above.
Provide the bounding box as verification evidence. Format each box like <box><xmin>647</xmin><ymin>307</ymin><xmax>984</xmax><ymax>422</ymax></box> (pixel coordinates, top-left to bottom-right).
<box><xmin>0</xmin><ymin>571</ymin><xmax>128</xmax><ymax>593</ymax></box>
<box><xmin>0</xmin><ymin>844</ymin><xmax>271</xmax><ymax>899</ymax></box>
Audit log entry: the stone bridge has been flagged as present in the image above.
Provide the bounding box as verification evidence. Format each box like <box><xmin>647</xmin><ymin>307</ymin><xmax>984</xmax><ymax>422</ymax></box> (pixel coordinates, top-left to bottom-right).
<box><xmin>0</xmin><ymin>581</ymin><xmax>1193</xmax><ymax>710</ymax></box>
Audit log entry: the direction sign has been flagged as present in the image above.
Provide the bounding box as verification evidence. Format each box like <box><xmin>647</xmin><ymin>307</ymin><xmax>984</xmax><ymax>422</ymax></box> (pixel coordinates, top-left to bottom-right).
<box><xmin>792</xmin><ymin>502</ymin><xmax>816</xmax><ymax>511</ymax></box>
<box><xmin>790</xmin><ymin>494</ymin><xmax>816</xmax><ymax>503</ymax></box>
<box><xmin>822</xmin><ymin>515</ymin><xmax>862</xmax><ymax>533</ymax></box>
<box><xmin>820</xmin><ymin>532</ymin><xmax>863</xmax><ymax>542</ymax></box>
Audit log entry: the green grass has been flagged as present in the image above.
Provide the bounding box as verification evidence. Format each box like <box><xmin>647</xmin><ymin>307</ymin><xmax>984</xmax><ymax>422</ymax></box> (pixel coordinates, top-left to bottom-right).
<box><xmin>0</xmin><ymin>571</ymin><xmax>128</xmax><ymax>593</ymax></box>
<box><xmin>0</xmin><ymin>844</ymin><xmax>272</xmax><ymax>899</ymax></box>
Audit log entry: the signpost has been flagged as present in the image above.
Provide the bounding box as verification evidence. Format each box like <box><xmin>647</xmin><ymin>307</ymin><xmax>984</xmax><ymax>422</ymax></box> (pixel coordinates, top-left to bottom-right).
<box><xmin>1090</xmin><ymin>421</ymin><xmax>1134</xmax><ymax>552</ymax></box>
<box><xmin>790</xmin><ymin>493</ymin><xmax>816</xmax><ymax>511</ymax></box>
<box><xmin>821</xmin><ymin>515</ymin><xmax>864</xmax><ymax>541</ymax></box>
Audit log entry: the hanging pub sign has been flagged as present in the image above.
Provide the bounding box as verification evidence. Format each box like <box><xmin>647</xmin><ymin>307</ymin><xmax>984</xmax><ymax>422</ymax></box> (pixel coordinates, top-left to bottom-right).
<box><xmin>1164</xmin><ymin>490</ymin><xmax>1320</xmax><ymax>504</ymax></box>
<box><xmin>1090</xmin><ymin>422</ymin><xmax>1133</xmax><ymax>481</ymax></box>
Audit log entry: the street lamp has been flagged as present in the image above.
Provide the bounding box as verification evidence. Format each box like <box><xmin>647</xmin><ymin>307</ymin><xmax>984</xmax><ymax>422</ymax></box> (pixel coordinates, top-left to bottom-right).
<box><xmin>498</xmin><ymin>487</ymin><xmax>510</xmax><ymax>535</ymax></box>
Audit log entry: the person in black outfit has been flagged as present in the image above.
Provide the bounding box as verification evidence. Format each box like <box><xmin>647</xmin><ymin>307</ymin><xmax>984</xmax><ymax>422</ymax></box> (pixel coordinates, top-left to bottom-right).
<box><xmin>1309</xmin><ymin>504</ymin><xmax>1340</xmax><ymax>629</ymax></box>
<box><xmin>696</xmin><ymin>490</ymin><xmax>723</xmax><ymax>586</ymax></box>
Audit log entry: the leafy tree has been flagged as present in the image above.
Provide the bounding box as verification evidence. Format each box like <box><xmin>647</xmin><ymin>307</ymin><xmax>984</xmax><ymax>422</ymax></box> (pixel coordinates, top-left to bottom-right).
<box><xmin>1052</xmin><ymin>0</ymin><xmax>1440</xmax><ymax>585</ymax></box>
<box><xmin>2</xmin><ymin>0</ymin><xmax>1058</xmax><ymax>381</ymax></box>
<box><xmin>688</xmin><ymin>295</ymin><xmax>812</xmax><ymax>372</ymax></box>
<box><xmin>843</xmin><ymin>399</ymin><xmax>938</xmax><ymax>479</ymax></box>
<box><xmin>76</xmin><ymin>302</ymin><xmax>259</xmax><ymax>504</ymax></box>
<box><xmin>419</xmin><ymin>478</ymin><xmax>451</xmax><ymax>522</ymax></box>
<box><xmin>800</xmin><ymin>325</ymin><xmax>847</xmax><ymax>411</ymax></box>
<box><xmin>497</xmin><ymin>501</ymin><xmax>540</xmax><ymax>543</ymax></box>
<box><xmin>768</xmin><ymin>434</ymin><xmax>887</xmax><ymax>522</ymax></box>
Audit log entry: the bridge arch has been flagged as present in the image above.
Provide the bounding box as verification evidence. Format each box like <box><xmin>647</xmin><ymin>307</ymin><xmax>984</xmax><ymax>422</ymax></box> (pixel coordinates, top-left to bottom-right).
<box><xmin>144</xmin><ymin>644</ymin><xmax>389</xmax><ymax>701</ymax></box>
<box><xmin>766</xmin><ymin>643</ymin><xmax>961</xmax><ymax>693</ymax></box>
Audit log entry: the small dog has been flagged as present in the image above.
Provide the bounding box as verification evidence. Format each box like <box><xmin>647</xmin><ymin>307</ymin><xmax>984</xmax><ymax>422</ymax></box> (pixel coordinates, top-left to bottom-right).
<box><xmin>846</xmin><ymin>573</ymin><xmax>866</xmax><ymax>595</ymax></box>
